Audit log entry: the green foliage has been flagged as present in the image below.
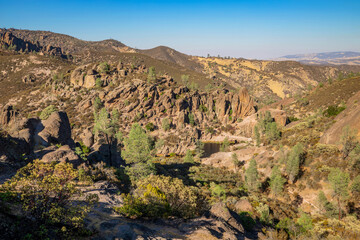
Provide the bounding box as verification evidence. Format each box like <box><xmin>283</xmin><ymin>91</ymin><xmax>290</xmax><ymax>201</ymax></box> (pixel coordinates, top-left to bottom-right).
<box><xmin>93</xmin><ymin>96</ymin><xmax>103</xmax><ymax>113</ymax></box>
<box><xmin>317</xmin><ymin>191</ymin><xmax>337</xmax><ymax>218</ymax></box>
<box><xmin>245</xmin><ymin>159</ymin><xmax>260</xmax><ymax>192</ymax></box>
<box><xmin>195</xmin><ymin>140</ymin><xmax>204</xmax><ymax>158</ymax></box>
<box><xmin>232</xmin><ymin>153</ymin><xmax>240</xmax><ymax>171</ymax></box>
<box><xmin>269</xmin><ymin>165</ymin><xmax>286</xmax><ymax>195</ymax></box>
<box><xmin>115</xmin><ymin>175</ymin><xmax>201</xmax><ymax>219</ymax></box>
<box><xmin>39</xmin><ymin>105</ymin><xmax>57</xmax><ymax>120</ymax></box>
<box><xmin>188</xmin><ymin>81</ymin><xmax>199</xmax><ymax>91</ymax></box>
<box><xmin>184</xmin><ymin>150</ymin><xmax>194</xmax><ymax>163</ymax></box>
<box><xmin>265</xmin><ymin>122</ymin><xmax>281</xmax><ymax>141</ymax></box>
<box><xmin>341</xmin><ymin>125</ymin><xmax>359</xmax><ymax>160</ymax></box>
<box><xmin>125</xmin><ymin>162</ymin><xmax>156</xmax><ymax>182</ymax></box>
<box><xmin>205</xmin><ymin>83</ymin><xmax>213</xmax><ymax>92</ymax></box>
<box><xmin>147</xmin><ymin>66</ymin><xmax>156</xmax><ymax>83</ymax></box>
<box><xmin>256</xmin><ymin>203</ymin><xmax>271</xmax><ymax>224</ymax></box>
<box><xmin>145</xmin><ymin>122</ymin><xmax>155</xmax><ymax>131</ymax></box>
<box><xmin>323</xmin><ymin>105</ymin><xmax>346</xmax><ymax>117</ymax></box>
<box><xmin>93</xmin><ymin>108</ymin><xmax>121</xmax><ymax>166</ymax></box>
<box><xmin>181</xmin><ymin>74</ymin><xmax>189</xmax><ymax>86</ymax></box>
<box><xmin>297</xmin><ymin>212</ymin><xmax>313</xmax><ymax>232</ymax></box>
<box><xmin>97</xmin><ymin>62</ymin><xmax>110</xmax><ymax>73</ymax></box>
<box><xmin>209</xmin><ymin>182</ymin><xmax>226</xmax><ymax>200</ymax></box>
<box><xmin>95</xmin><ymin>77</ymin><xmax>102</xmax><ymax>88</ymax></box>
<box><xmin>162</xmin><ymin>118</ymin><xmax>171</xmax><ymax>131</ymax></box>
<box><xmin>286</xmin><ymin>143</ymin><xmax>304</xmax><ymax>183</ymax></box>
<box><xmin>328</xmin><ymin>168</ymin><xmax>350</xmax><ymax>219</ymax></box>
<box><xmin>2</xmin><ymin>160</ymin><xmax>98</xmax><ymax>230</ymax></box>
<box><xmin>220</xmin><ymin>137</ymin><xmax>230</xmax><ymax>152</ymax></box>
<box><xmin>256</xmin><ymin>111</ymin><xmax>281</xmax><ymax>143</ymax></box>
<box><xmin>199</xmin><ymin>104</ymin><xmax>208</xmax><ymax>112</ymax></box>
<box><xmin>188</xmin><ymin>113</ymin><xmax>195</xmax><ymax>126</ymax></box>
<box><xmin>122</xmin><ymin>123</ymin><xmax>152</xmax><ymax>164</ymax></box>
<box><xmin>351</xmin><ymin>175</ymin><xmax>360</xmax><ymax>196</ymax></box>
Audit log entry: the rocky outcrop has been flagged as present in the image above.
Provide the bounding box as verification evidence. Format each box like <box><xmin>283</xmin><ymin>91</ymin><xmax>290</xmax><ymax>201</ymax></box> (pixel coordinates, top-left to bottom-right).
<box><xmin>0</xmin><ymin>31</ymin><xmax>67</xmax><ymax>58</ymax></box>
<box><xmin>0</xmin><ymin>105</ymin><xmax>18</xmax><ymax>126</ymax></box>
<box><xmin>37</xmin><ymin>111</ymin><xmax>73</xmax><ymax>146</ymax></box>
<box><xmin>41</xmin><ymin>145</ymin><xmax>81</xmax><ymax>166</ymax></box>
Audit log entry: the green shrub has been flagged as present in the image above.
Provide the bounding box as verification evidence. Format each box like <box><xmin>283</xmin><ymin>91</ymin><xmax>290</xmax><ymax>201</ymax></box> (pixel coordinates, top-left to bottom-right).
<box><xmin>98</xmin><ymin>62</ymin><xmax>110</xmax><ymax>73</ymax></box>
<box><xmin>2</xmin><ymin>160</ymin><xmax>98</xmax><ymax>230</ymax></box>
<box><xmin>145</xmin><ymin>122</ymin><xmax>155</xmax><ymax>131</ymax></box>
<box><xmin>323</xmin><ymin>105</ymin><xmax>346</xmax><ymax>117</ymax></box>
<box><xmin>39</xmin><ymin>105</ymin><xmax>57</xmax><ymax>120</ymax></box>
<box><xmin>115</xmin><ymin>175</ymin><xmax>202</xmax><ymax>218</ymax></box>
<box><xmin>95</xmin><ymin>77</ymin><xmax>102</xmax><ymax>88</ymax></box>
<box><xmin>162</xmin><ymin>118</ymin><xmax>171</xmax><ymax>131</ymax></box>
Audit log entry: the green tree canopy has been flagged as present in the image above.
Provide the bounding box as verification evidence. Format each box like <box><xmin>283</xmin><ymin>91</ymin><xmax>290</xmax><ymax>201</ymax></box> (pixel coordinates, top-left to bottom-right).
<box><xmin>245</xmin><ymin>159</ymin><xmax>260</xmax><ymax>192</ymax></box>
<box><xmin>122</xmin><ymin>123</ymin><xmax>152</xmax><ymax>164</ymax></box>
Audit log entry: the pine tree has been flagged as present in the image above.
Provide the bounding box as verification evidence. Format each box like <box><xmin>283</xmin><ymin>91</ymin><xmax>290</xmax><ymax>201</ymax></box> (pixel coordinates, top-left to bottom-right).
<box><xmin>245</xmin><ymin>159</ymin><xmax>260</xmax><ymax>192</ymax></box>
<box><xmin>269</xmin><ymin>165</ymin><xmax>286</xmax><ymax>195</ymax></box>
<box><xmin>232</xmin><ymin>153</ymin><xmax>240</xmax><ymax>171</ymax></box>
<box><xmin>286</xmin><ymin>143</ymin><xmax>304</xmax><ymax>183</ymax></box>
<box><xmin>147</xmin><ymin>66</ymin><xmax>156</xmax><ymax>83</ymax></box>
<box><xmin>93</xmin><ymin>108</ymin><xmax>121</xmax><ymax>166</ymax></box>
<box><xmin>122</xmin><ymin>123</ymin><xmax>152</xmax><ymax>164</ymax></box>
<box><xmin>184</xmin><ymin>150</ymin><xmax>194</xmax><ymax>163</ymax></box>
<box><xmin>328</xmin><ymin>168</ymin><xmax>350</xmax><ymax>220</ymax></box>
<box><xmin>195</xmin><ymin>140</ymin><xmax>204</xmax><ymax>159</ymax></box>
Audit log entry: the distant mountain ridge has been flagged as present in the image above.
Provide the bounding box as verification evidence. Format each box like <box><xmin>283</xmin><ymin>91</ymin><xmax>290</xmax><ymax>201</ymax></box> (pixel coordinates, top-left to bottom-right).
<box><xmin>276</xmin><ymin>51</ymin><xmax>360</xmax><ymax>65</ymax></box>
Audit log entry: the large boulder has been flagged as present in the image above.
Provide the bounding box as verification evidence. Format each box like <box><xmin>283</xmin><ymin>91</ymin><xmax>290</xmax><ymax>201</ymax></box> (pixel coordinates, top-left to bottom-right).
<box><xmin>210</xmin><ymin>202</ymin><xmax>244</xmax><ymax>233</ymax></box>
<box><xmin>41</xmin><ymin>145</ymin><xmax>81</xmax><ymax>167</ymax></box>
<box><xmin>38</xmin><ymin>111</ymin><xmax>73</xmax><ymax>146</ymax></box>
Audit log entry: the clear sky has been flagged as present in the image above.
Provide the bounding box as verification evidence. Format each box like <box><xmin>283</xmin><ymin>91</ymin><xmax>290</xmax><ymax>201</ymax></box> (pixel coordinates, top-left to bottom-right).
<box><xmin>0</xmin><ymin>0</ymin><xmax>359</xmax><ymax>59</ymax></box>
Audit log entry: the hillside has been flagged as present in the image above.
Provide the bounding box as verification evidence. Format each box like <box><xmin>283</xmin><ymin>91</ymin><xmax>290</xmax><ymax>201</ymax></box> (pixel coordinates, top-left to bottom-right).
<box><xmin>277</xmin><ymin>51</ymin><xmax>360</xmax><ymax>65</ymax></box>
<box><xmin>1</xmin><ymin>28</ymin><xmax>360</xmax><ymax>240</ymax></box>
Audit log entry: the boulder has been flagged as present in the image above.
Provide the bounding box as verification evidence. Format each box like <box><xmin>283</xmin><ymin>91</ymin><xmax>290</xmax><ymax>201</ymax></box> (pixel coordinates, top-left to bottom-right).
<box><xmin>38</xmin><ymin>111</ymin><xmax>72</xmax><ymax>146</ymax></box>
<box><xmin>41</xmin><ymin>145</ymin><xmax>81</xmax><ymax>167</ymax></box>
<box><xmin>80</xmin><ymin>128</ymin><xmax>94</xmax><ymax>148</ymax></box>
<box><xmin>234</xmin><ymin>198</ymin><xmax>253</xmax><ymax>213</ymax></box>
<box><xmin>210</xmin><ymin>202</ymin><xmax>244</xmax><ymax>233</ymax></box>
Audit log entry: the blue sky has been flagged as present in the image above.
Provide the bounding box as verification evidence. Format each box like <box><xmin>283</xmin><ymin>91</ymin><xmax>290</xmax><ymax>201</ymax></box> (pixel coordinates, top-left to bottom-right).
<box><xmin>0</xmin><ymin>0</ymin><xmax>359</xmax><ymax>59</ymax></box>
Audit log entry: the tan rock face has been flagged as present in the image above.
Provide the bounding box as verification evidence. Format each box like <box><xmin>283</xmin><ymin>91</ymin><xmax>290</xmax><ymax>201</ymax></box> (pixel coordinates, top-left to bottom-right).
<box><xmin>38</xmin><ymin>111</ymin><xmax>72</xmax><ymax>146</ymax></box>
<box><xmin>320</xmin><ymin>91</ymin><xmax>360</xmax><ymax>145</ymax></box>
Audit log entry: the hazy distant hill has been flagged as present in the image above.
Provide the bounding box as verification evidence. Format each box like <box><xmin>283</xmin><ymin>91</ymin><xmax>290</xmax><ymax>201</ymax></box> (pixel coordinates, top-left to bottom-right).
<box><xmin>276</xmin><ymin>51</ymin><xmax>360</xmax><ymax>65</ymax></box>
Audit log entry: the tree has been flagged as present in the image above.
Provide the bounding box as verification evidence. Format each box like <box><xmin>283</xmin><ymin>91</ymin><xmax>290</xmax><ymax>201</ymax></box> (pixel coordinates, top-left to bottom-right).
<box><xmin>328</xmin><ymin>168</ymin><xmax>350</xmax><ymax>220</ymax></box>
<box><xmin>269</xmin><ymin>165</ymin><xmax>286</xmax><ymax>195</ymax></box>
<box><xmin>220</xmin><ymin>137</ymin><xmax>230</xmax><ymax>152</ymax></box>
<box><xmin>341</xmin><ymin>125</ymin><xmax>358</xmax><ymax>160</ymax></box>
<box><xmin>351</xmin><ymin>175</ymin><xmax>360</xmax><ymax>198</ymax></box>
<box><xmin>266</xmin><ymin>122</ymin><xmax>281</xmax><ymax>141</ymax></box>
<box><xmin>210</xmin><ymin>182</ymin><xmax>226</xmax><ymax>201</ymax></box>
<box><xmin>195</xmin><ymin>140</ymin><xmax>204</xmax><ymax>159</ymax></box>
<box><xmin>184</xmin><ymin>150</ymin><xmax>194</xmax><ymax>163</ymax></box>
<box><xmin>296</xmin><ymin>212</ymin><xmax>313</xmax><ymax>232</ymax></box>
<box><xmin>39</xmin><ymin>105</ymin><xmax>57</xmax><ymax>120</ymax></box>
<box><xmin>188</xmin><ymin>113</ymin><xmax>195</xmax><ymax>126</ymax></box>
<box><xmin>3</xmin><ymin>160</ymin><xmax>98</xmax><ymax>232</ymax></box>
<box><xmin>122</xmin><ymin>123</ymin><xmax>152</xmax><ymax>164</ymax></box>
<box><xmin>317</xmin><ymin>191</ymin><xmax>337</xmax><ymax>218</ymax></box>
<box><xmin>162</xmin><ymin>118</ymin><xmax>171</xmax><ymax>131</ymax></box>
<box><xmin>245</xmin><ymin>159</ymin><xmax>260</xmax><ymax>192</ymax></box>
<box><xmin>181</xmin><ymin>74</ymin><xmax>189</xmax><ymax>86</ymax></box>
<box><xmin>147</xmin><ymin>66</ymin><xmax>156</xmax><ymax>83</ymax></box>
<box><xmin>93</xmin><ymin>108</ymin><xmax>121</xmax><ymax>166</ymax></box>
<box><xmin>286</xmin><ymin>143</ymin><xmax>304</xmax><ymax>183</ymax></box>
<box><xmin>93</xmin><ymin>96</ymin><xmax>103</xmax><ymax>113</ymax></box>
<box><xmin>232</xmin><ymin>153</ymin><xmax>240</xmax><ymax>171</ymax></box>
